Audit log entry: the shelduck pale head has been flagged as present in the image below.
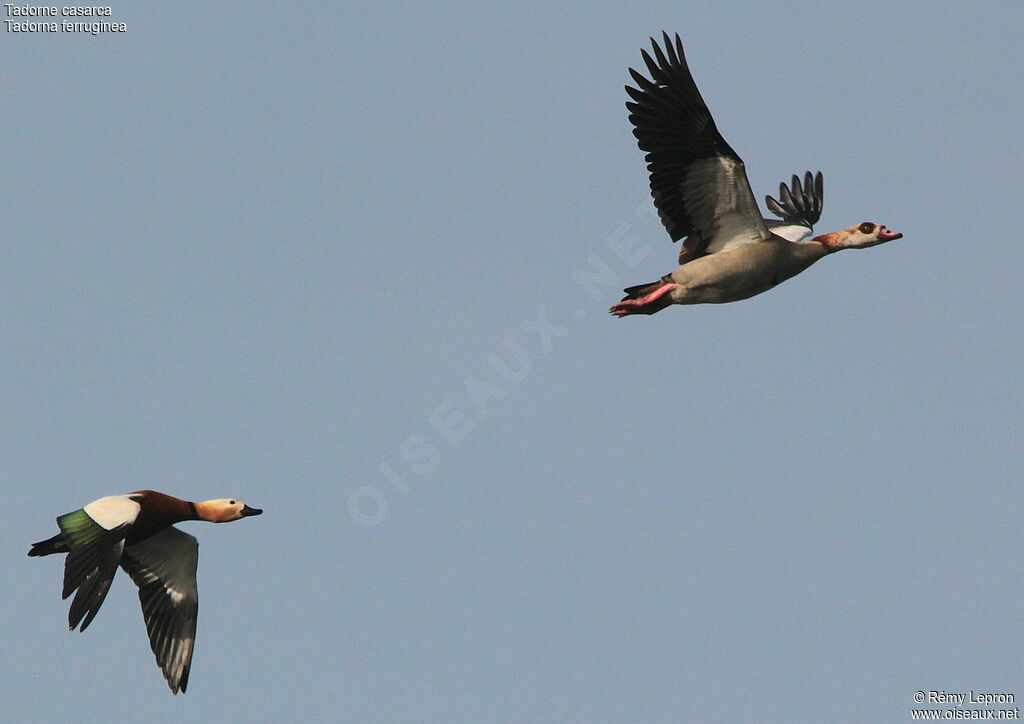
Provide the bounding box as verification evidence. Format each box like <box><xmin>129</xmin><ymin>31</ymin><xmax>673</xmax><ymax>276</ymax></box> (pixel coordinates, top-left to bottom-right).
<box><xmin>193</xmin><ymin>498</ymin><xmax>263</xmax><ymax>523</ymax></box>
<box><xmin>814</xmin><ymin>222</ymin><xmax>902</xmax><ymax>252</ymax></box>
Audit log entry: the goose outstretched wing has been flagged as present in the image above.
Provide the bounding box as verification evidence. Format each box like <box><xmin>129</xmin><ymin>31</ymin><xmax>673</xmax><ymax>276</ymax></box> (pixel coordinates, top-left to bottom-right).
<box><xmin>626</xmin><ymin>32</ymin><xmax>770</xmax><ymax>262</ymax></box>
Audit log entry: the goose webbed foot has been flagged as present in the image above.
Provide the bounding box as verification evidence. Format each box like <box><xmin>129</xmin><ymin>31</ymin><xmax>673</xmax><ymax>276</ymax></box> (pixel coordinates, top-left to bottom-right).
<box><xmin>609</xmin><ymin>283</ymin><xmax>677</xmax><ymax>317</ymax></box>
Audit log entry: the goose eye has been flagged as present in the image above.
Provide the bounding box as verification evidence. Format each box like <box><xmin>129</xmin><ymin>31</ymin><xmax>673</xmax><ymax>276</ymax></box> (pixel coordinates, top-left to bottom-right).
<box><xmin>859</xmin><ymin>222</ymin><xmax>875</xmax><ymax>234</ymax></box>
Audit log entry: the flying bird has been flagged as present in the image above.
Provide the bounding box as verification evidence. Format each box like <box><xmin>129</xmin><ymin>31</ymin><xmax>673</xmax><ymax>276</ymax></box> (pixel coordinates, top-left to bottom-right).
<box><xmin>610</xmin><ymin>33</ymin><xmax>901</xmax><ymax>317</ymax></box>
<box><xmin>29</xmin><ymin>490</ymin><xmax>263</xmax><ymax>694</ymax></box>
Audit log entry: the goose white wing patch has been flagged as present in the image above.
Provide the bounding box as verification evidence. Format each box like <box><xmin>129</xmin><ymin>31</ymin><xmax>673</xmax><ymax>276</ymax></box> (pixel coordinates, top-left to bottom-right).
<box><xmin>766</xmin><ymin>221</ymin><xmax>813</xmax><ymax>242</ymax></box>
<box><xmin>120</xmin><ymin>526</ymin><xmax>199</xmax><ymax>695</ymax></box>
<box><xmin>83</xmin><ymin>495</ymin><xmax>142</xmax><ymax>530</ymax></box>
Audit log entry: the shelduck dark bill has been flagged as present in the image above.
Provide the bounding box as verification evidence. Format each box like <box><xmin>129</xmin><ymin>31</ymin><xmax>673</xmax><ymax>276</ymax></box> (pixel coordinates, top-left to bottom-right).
<box><xmin>610</xmin><ymin>33</ymin><xmax>902</xmax><ymax>317</ymax></box>
<box><xmin>28</xmin><ymin>490</ymin><xmax>263</xmax><ymax>694</ymax></box>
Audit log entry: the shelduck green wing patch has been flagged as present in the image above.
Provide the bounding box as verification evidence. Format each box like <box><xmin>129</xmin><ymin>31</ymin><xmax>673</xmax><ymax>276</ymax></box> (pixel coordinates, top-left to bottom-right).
<box><xmin>120</xmin><ymin>526</ymin><xmax>199</xmax><ymax>695</ymax></box>
<box><xmin>57</xmin><ymin>508</ymin><xmax>106</xmax><ymax>550</ymax></box>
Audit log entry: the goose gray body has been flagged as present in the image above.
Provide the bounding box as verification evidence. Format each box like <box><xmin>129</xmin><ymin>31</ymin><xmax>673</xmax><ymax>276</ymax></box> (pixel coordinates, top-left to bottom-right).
<box><xmin>666</xmin><ymin>237</ymin><xmax>828</xmax><ymax>305</ymax></box>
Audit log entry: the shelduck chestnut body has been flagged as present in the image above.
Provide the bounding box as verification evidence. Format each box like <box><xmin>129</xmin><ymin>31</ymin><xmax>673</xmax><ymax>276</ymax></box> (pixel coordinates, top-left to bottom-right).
<box><xmin>610</xmin><ymin>33</ymin><xmax>902</xmax><ymax>317</ymax></box>
<box><xmin>28</xmin><ymin>490</ymin><xmax>263</xmax><ymax>694</ymax></box>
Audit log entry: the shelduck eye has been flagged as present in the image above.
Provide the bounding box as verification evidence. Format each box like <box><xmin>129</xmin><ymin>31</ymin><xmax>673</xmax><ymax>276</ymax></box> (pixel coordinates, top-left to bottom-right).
<box><xmin>229</xmin><ymin>500</ymin><xmax>237</xmax><ymax>505</ymax></box>
<box><xmin>858</xmin><ymin>222</ymin><xmax>875</xmax><ymax>234</ymax></box>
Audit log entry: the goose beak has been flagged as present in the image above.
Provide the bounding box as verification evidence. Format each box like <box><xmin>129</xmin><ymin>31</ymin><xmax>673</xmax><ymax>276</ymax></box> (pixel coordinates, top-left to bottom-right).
<box><xmin>878</xmin><ymin>227</ymin><xmax>902</xmax><ymax>241</ymax></box>
<box><xmin>240</xmin><ymin>505</ymin><xmax>263</xmax><ymax>517</ymax></box>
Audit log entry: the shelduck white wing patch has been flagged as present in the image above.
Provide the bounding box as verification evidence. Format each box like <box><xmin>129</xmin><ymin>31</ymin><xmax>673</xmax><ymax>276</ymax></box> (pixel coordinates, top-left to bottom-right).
<box><xmin>83</xmin><ymin>495</ymin><xmax>143</xmax><ymax>530</ymax></box>
<box><xmin>120</xmin><ymin>526</ymin><xmax>199</xmax><ymax>695</ymax></box>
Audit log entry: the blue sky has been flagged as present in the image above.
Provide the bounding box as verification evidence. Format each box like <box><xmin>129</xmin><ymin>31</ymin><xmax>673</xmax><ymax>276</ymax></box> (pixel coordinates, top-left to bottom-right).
<box><xmin>4</xmin><ymin>2</ymin><xmax>1023</xmax><ymax>721</ymax></box>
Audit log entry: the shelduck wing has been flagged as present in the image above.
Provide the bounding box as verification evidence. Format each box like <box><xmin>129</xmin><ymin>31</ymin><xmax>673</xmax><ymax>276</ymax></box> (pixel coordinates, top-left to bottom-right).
<box><xmin>626</xmin><ymin>32</ymin><xmax>769</xmax><ymax>258</ymax></box>
<box><xmin>120</xmin><ymin>526</ymin><xmax>199</xmax><ymax>695</ymax></box>
<box><xmin>56</xmin><ymin>497</ymin><xmax>142</xmax><ymax>632</ymax></box>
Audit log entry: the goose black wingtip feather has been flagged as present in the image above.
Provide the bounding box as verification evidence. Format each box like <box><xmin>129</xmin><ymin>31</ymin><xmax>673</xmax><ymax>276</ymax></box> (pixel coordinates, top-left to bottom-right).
<box><xmin>766</xmin><ymin>171</ymin><xmax>824</xmax><ymax>227</ymax></box>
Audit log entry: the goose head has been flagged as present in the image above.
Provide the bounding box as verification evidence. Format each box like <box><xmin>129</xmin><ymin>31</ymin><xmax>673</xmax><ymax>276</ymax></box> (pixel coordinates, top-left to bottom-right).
<box><xmin>194</xmin><ymin>498</ymin><xmax>264</xmax><ymax>523</ymax></box>
<box><xmin>813</xmin><ymin>222</ymin><xmax>902</xmax><ymax>252</ymax></box>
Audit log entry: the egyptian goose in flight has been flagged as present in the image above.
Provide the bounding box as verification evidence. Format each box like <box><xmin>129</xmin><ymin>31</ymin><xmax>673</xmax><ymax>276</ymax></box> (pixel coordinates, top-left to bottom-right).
<box><xmin>29</xmin><ymin>490</ymin><xmax>263</xmax><ymax>694</ymax></box>
<box><xmin>610</xmin><ymin>33</ymin><xmax>901</xmax><ymax>317</ymax></box>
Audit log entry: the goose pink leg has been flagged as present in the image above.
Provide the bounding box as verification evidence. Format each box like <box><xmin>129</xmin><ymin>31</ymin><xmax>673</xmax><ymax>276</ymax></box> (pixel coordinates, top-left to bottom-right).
<box><xmin>609</xmin><ymin>283</ymin><xmax>678</xmax><ymax>317</ymax></box>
